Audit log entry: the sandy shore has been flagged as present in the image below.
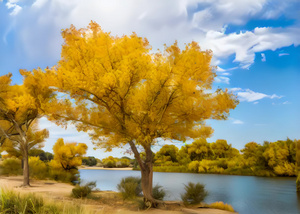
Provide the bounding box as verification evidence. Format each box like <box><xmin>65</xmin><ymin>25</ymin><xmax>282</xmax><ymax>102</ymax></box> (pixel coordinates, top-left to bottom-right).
<box><xmin>79</xmin><ymin>166</ymin><xmax>133</xmax><ymax>170</ymax></box>
<box><xmin>0</xmin><ymin>176</ymin><xmax>237</xmax><ymax>214</ymax></box>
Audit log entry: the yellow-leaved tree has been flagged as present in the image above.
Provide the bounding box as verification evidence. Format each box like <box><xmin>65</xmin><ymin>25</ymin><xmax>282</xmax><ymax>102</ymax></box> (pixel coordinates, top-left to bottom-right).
<box><xmin>52</xmin><ymin>138</ymin><xmax>87</xmax><ymax>171</ymax></box>
<box><xmin>26</xmin><ymin>22</ymin><xmax>238</xmax><ymax>204</ymax></box>
<box><xmin>0</xmin><ymin>72</ymin><xmax>53</xmax><ymax>186</ymax></box>
<box><xmin>1</xmin><ymin>120</ymin><xmax>49</xmax><ymax>160</ymax></box>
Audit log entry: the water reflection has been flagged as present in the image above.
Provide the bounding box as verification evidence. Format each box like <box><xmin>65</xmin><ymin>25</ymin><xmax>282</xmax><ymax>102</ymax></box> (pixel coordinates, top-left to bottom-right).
<box><xmin>79</xmin><ymin>170</ymin><xmax>299</xmax><ymax>214</ymax></box>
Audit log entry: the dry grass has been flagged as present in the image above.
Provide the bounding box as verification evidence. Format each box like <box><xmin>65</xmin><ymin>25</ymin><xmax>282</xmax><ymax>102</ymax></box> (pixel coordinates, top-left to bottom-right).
<box><xmin>0</xmin><ymin>188</ymin><xmax>96</xmax><ymax>214</ymax></box>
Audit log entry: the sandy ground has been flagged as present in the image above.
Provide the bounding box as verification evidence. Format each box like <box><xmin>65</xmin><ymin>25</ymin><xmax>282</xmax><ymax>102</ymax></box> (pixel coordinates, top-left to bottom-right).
<box><xmin>79</xmin><ymin>166</ymin><xmax>133</xmax><ymax>170</ymax></box>
<box><xmin>0</xmin><ymin>176</ymin><xmax>237</xmax><ymax>214</ymax></box>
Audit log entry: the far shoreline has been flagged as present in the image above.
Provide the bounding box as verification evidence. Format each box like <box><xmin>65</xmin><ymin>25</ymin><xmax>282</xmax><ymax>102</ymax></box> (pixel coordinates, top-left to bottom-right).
<box><xmin>78</xmin><ymin>166</ymin><xmax>133</xmax><ymax>170</ymax></box>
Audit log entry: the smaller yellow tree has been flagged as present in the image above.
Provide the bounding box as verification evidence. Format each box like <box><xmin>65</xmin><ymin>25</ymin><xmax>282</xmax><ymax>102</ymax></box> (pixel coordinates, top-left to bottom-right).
<box><xmin>1</xmin><ymin>121</ymin><xmax>49</xmax><ymax>159</ymax></box>
<box><xmin>0</xmin><ymin>72</ymin><xmax>52</xmax><ymax>186</ymax></box>
<box><xmin>52</xmin><ymin>138</ymin><xmax>87</xmax><ymax>171</ymax></box>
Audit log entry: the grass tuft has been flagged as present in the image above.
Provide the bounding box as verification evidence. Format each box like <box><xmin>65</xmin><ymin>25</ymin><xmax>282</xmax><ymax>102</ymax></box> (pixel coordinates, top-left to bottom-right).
<box><xmin>0</xmin><ymin>188</ymin><xmax>94</xmax><ymax>214</ymax></box>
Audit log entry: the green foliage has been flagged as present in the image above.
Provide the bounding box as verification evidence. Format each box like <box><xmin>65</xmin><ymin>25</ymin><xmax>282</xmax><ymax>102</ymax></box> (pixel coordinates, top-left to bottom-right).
<box><xmin>181</xmin><ymin>182</ymin><xmax>208</xmax><ymax>205</ymax></box>
<box><xmin>117</xmin><ymin>176</ymin><xmax>142</xmax><ymax>200</ymax></box>
<box><xmin>29</xmin><ymin>148</ymin><xmax>44</xmax><ymax>157</ymax></box>
<box><xmin>39</xmin><ymin>151</ymin><xmax>54</xmax><ymax>162</ymax></box>
<box><xmin>72</xmin><ymin>181</ymin><xmax>96</xmax><ymax>198</ymax></box>
<box><xmin>50</xmin><ymin>168</ymin><xmax>79</xmax><ymax>184</ymax></box>
<box><xmin>152</xmin><ymin>184</ymin><xmax>166</xmax><ymax>200</ymax></box>
<box><xmin>0</xmin><ymin>188</ymin><xmax>92</xmax><ymax>214</ymax></box>
<box><xmin>0</xmin><ymin>157</ymin><xmax>22</xmax><ymax>175</ymax></box>
<box><xmin>82</xmin><ymin>156</ymin><xmax>97</xmax><ymax>166</ymax></box>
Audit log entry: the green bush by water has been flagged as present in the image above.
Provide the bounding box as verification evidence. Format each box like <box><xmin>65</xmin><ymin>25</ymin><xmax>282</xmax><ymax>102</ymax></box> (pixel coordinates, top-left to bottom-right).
<box><xmin>117</xmin><ymin>176</ymin><xmax>142</xmax><ymax>199</ymax></box>
<box><xmin>181</xmin><ymin>182</ymin><xmax>208</xmax><ymax>205</ymax></box>
<box><xmin>152</xmin><ymin>184</ymin><xmax>166</xmax><ymax>200</ymax></box>
<box><xmin>72</xmin><ymin>181</ymin><xmax>96</xmax><ymax>198</ymax></box>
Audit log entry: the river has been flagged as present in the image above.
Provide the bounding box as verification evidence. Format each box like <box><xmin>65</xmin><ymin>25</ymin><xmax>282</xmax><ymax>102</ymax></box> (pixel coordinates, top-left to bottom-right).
<box><xmin>79</xmin><ymin>169</ymin><xmax>300</xmax><ymax>214</ymax></box>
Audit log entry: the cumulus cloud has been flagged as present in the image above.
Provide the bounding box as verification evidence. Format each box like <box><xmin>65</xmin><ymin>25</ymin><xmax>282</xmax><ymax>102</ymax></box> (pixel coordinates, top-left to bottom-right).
<box><xmin>2</xmin><ymin>0</ymin><xmax>300</xmax><ymax>69</ymax></box>
<box><xmin>230</xmin><ymin>88</ymin><xmax>283</xmax><ymax>102</ymax></box>
<box><xmin>200</xmin><ymin>27</ymin><xmax>300</xmax><ymax>68</ymax></box>
<box><xmin>8</xmin><ymin>0</ymin><xmax>205</xmax><ymax>62</ymax></box>
<box><xmin>192</xmin><ymin>0</ymin><xmax>266</xmax><ymax>32</ymax></box>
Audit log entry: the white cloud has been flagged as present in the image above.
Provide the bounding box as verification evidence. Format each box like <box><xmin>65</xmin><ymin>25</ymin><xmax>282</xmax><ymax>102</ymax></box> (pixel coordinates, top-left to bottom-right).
<box><xmin>230</xmin><ymin>88</ymin><xmax>283</xmax><ymax>102</ymax></box>
<box><xmin>215</xmin><ymin>76</ymin><xmax>230</xmax><ymax>84</ymax></box>
<box><xmin>192</xmin><ymin>0</ymin><xmax>266</xmax><ymax>32</ymax></box>
<box><xmin>279</xmin><ymin>53</ymin><xmax>290</xmax><ymax>57</ymax></box>
<box><xmin>217</xmin><ymin>66</ymin><xmax>225</xmax><ymax>72</ymax></box>
<box><xmin>2</xmin><ymin>0</ymin><xmax>298</xmax><ymax>69</ymax></box>
<box><xmin>283</xmin><ymin>101</ymin><xmax>291</xmax><ymax>105</ymax></box>
<box><xmin>232</xmin><ymin>119</ymin><xmax>244</xmax><ymax>124</ymax></box>
<box><xmin>6</xmin><ymin>1</ymin><xmax>22</xmax><ymax>16</ymax></box>
<box><xmin>200</xmin><ymin>27</ymin><xmax>300</xmax><ymax>68</ymax></box>
<box><xmin>261</xmin><ymin>53</ymin><xmax>266</xmax><ymax>62</ymax></box>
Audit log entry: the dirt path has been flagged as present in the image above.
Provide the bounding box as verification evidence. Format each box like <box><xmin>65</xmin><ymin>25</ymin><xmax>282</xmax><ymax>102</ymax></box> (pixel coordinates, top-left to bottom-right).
<box><xmin>0</xmin><ymin>176</ymin><xmax>237</xmax><ymax>214</ymax></box>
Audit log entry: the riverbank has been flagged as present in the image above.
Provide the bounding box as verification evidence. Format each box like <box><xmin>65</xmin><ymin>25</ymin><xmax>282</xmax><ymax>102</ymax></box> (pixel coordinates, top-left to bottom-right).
<box><xmin>79</xmin><ymin>166</ymin><xmax>133</xmax><ymax>170</ymax></box>
<box><xmin>0</xmin><ymin>176</ymin><xmax>237</xmax><ymax>214</ymax></box>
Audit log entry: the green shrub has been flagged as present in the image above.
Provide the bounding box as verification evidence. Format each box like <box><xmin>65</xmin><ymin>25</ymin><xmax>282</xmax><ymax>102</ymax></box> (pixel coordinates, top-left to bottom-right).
<box><xmin>152</xmin><ymin>184</ymin><xmax>166</xmax><ymax>200</ymax></box>
<box><xmin>181</xmin><ymin>182</ymin><xmax>208</xmax><ymax>205</ymax></box>
<box><xmin>72</xmin><ymin>181</ymin><xmax>96</xmax><ymax>198</ymax></box>
<box><xmin>117</xmin><ymin>176</ymin><xmax>142</xmax><ymax>199</ymax></box>
<box><xmin>82</xmin><ymin>156</ymin><xmax>97</xmax><ymax>166</ymax></box>
<box><xmin>0</xmin><ymin>157</ymin><xmax>22</xmax><ymax>175</ymax></box>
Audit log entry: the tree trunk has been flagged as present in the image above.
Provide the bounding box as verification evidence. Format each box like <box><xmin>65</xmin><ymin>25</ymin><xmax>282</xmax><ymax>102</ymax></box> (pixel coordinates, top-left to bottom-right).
<box><xmin>22</xmin><ymin>147</ymin><xmax>30</xmax><ymax>186</ymax></box>
<box><xmin>141</xmin><ymin>146</ymin><xmax>153</xmax><ymax>201</ymax></box>
<box><xmin>128</xmin><ymin>141</ymin><xmax>157</xmax><ymax>207</ymax></box>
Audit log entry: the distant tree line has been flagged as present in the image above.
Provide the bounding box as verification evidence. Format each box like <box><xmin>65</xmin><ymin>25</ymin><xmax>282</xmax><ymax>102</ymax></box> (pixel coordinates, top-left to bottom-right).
<box><xmin>151</xmin><ymin>138</ymin><xmax>298</xmax><ymax>177</ymax></box>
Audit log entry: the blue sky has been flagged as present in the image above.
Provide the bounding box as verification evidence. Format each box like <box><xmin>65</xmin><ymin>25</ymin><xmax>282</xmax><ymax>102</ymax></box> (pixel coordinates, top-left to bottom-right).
<box><xmin>0</xmin><ymin>0</ymin><xmax>299</xmax><ymax>159</ymax></box>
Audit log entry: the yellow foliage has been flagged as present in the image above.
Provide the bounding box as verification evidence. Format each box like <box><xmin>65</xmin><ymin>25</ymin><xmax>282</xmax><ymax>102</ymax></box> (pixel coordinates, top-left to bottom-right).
<box><xmin>27</xmin><ymin>21</ymin><xmax>237</xmax><ymax>151</ymax></box>
<box><xmin>209</xmin><ymin>201</ymin><xmax>235</xmax><ymax>212</ymax></box>
<box><xmin>29</xmin><ymin>156</ymin><xmax>48</xmax><ymax>179</ymax></box>
<box><xmin>188</xmin><ymin>161</ymin><xmax>200</xmax><ymax>172</ymax></box>
<box><xmin>52</xmin><ymin>138</ymin><xmax>87</xmax><ymax>170</ymax></box>
<box><xmin>274</xmin><ymin>162</ymin><xmax>296</xmax><ymax>176</ymax></box>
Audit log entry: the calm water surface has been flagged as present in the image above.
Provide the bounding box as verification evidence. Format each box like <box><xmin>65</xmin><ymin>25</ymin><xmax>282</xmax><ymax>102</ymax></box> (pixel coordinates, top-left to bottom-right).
<box><xmin>79</xmin><ymin>169</ymin><xmax>300</xmax><ymax>214</ymax></box>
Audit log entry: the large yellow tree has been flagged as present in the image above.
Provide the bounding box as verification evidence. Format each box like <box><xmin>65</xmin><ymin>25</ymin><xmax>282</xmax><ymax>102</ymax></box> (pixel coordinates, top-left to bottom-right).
<box><xmin>0</xmin><ymin>72</ymin><xmax>52</xmax><ymax>186</ymax></box>
<box><xmin>27</xmin><ymin>22</ymin><xmax>238</xmax><ymax>203</ymax></box>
